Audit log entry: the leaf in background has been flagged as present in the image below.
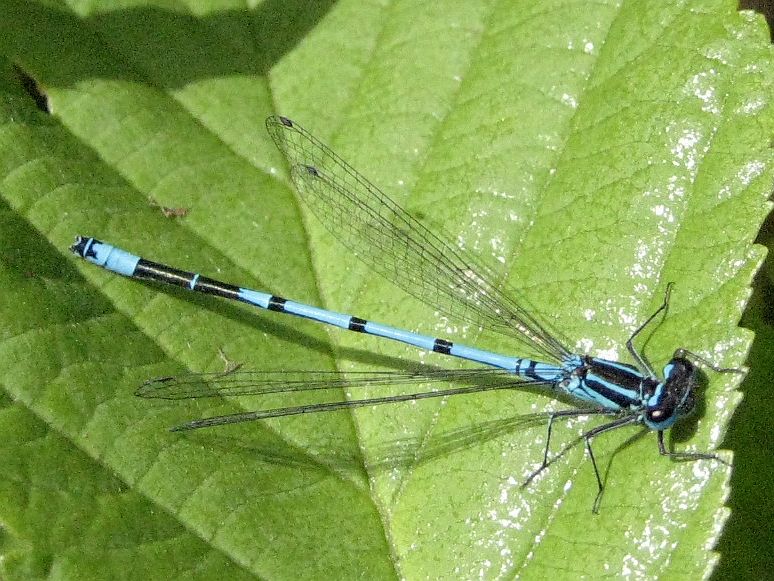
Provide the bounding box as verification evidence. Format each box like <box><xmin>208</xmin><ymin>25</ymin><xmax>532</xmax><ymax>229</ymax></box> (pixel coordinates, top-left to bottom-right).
<box><xmin>0</xmin><ymin>1</ymin><xmax>772</xmax><ymax>580</ymax></box>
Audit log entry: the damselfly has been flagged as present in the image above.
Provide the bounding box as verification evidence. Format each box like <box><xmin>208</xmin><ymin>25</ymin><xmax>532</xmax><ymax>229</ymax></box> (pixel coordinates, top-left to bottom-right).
<box><xmin>71</xmin><ymin>116</ymin><xmax>741</xmax><ymax>511</ymax></box>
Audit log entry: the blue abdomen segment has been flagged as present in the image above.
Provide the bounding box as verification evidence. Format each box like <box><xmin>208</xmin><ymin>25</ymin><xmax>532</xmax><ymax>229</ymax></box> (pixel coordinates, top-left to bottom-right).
<box><xmin>72</xmin><ymin>237</ymin><xmax>141</xmax><ymax>277</ymax></box>
<box><xmin>236</xmin><ymin>288</ymin><xmax>272</xmax><ymax>309</ymax></box>
<box><xmin>262</xmin><ymin>296</ymin><xmax>364</xmax><ymax>330</ymax></box>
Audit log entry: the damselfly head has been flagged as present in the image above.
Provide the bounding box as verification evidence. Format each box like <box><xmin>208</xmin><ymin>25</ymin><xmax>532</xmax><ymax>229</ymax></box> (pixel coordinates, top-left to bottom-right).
<box><xmin>643</xmin><ymin>356</ymin><xmax>698</xmax><ymax>430</ymax></box>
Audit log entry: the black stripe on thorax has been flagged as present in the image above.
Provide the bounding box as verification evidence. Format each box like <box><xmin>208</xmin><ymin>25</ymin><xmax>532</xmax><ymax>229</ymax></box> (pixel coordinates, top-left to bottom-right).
<box><xmin>583</xmin><ymin>359</ymin><xmax>642</xmax><ymax>408</ymax></box>
<box><xmin>584</xmin><ymin>380</ymin><xmax>639</xmax><ymax>408</ymax></box>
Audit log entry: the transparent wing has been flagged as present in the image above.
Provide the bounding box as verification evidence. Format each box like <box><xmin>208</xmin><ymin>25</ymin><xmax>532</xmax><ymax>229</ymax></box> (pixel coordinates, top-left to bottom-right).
<box><xmin>266</xmin><ymin>116</ymin><xmax>570</xmax><ymax>363</ymax></box>
<box><xmin>138</xmin><ymin>368</ymin><xmax>532</xmax><ymax>400</ymax></box>
<box><xmin>137</xmin><ymin>368</ymin><xmax>554</xmax><ymax>431</ymax></box>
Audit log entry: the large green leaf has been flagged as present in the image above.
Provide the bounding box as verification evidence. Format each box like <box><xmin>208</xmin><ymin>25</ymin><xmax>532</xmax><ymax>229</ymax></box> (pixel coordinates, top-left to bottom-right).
<box><xmin>1</xmin><ymin>1</ymin><xmax>772</xmax><ymax>579</ymax></box>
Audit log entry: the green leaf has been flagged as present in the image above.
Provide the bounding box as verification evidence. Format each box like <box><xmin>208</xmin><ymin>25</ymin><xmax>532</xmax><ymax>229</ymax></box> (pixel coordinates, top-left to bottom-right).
<box><xmin>1</xmin><ymin>1</ymin><xmax>772</xmax><ymax>579</ymax></box>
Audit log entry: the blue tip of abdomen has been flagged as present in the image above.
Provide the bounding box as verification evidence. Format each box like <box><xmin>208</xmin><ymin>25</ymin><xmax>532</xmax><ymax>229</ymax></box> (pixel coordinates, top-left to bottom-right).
<box><xmin>70</xmin><ymin>236</ymin><xmax>140</xmax><ymax>277</ymax></box>
<box><xmin>70</xmin><ymin>235</ymin><xmax>97</xmax><ymax>258</ymax></box>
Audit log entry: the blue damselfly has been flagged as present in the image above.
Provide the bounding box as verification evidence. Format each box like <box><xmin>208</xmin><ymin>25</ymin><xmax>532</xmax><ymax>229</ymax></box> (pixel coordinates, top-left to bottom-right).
<box><xmin>71</xmin><ymin>116</ymin><xmax>741</xmax><ymax>511</ymax></box>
